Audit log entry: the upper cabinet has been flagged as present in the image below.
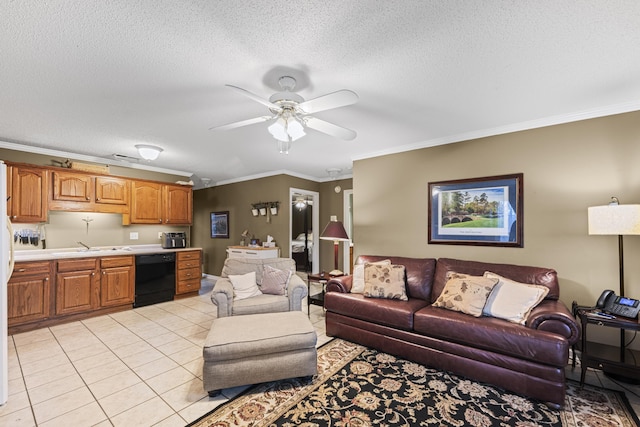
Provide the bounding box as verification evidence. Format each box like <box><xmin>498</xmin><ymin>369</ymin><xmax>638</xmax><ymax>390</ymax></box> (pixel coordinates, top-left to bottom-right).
<box><xmin>164</xmin><ymin>184</ymin><xmax>193</xmax><ymax>225</ymax></box>
<box><xmin>49</xmin><ymin>171</ymin><xmax>130</xmax><ymax>215</ymax></box>
<box><xmin>9</xmin><ymin>166</ymin><xmax>48</xmax><ymax>223</ymax></box>
<box><xmin>5</xmin><ymin>162</ymin><xmax>192</xmax><ymax>225</ymax></box>
<box><xmin>131</xmin><ymin>181</ymin><xmax>192</xmax><ymax>225</ymax></box>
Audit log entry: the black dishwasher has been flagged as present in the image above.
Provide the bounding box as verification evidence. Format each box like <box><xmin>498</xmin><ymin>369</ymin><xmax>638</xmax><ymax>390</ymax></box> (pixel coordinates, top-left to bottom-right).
<box><xmin>134</xmin><ymin>253</ymin><xmax>176</xmax><ymax>307</ymax></box>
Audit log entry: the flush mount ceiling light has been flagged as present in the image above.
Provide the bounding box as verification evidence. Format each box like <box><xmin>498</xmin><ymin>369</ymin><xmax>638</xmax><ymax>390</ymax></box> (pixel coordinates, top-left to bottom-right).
<box><xmin>135</xmin><ymin>144</ymin><xmax>163</xmax><ymax>161</ymax></box>
<box><xmin>209</xmin><ymin>75</ymin><xmax>358</xmax><ymax>154</ymax></box>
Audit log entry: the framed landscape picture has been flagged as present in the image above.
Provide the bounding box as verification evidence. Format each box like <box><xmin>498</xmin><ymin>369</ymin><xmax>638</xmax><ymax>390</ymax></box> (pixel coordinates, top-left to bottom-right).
<box><xmin>428</xmin><ymin>173</ymin><xmax>523</xmax><ymax>247</ymax></box>
<box><xmin>210</xmin><ymin>211</ymin><xmax>229</xmax><ymax>239</ymax></box>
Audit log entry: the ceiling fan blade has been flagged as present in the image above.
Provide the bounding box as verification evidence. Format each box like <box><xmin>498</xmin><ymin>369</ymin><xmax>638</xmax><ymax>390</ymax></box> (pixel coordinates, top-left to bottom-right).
<box><xmin>297</xmin><ymin>90</ymin><xmax>358</xmax><ymax>114</ymax></box>
<box><xmin>226</xmin><ymin>84</ymin><xmax>282</xmax><ymax>111</ymax></box>
<box><xmin>209</xmin><ymin>115</ymin><xmax>273</xmax><ymax>131</ymax></box>
<box><xmin>305</xmin><ymin>117</ymin><xmax>357</xmax><ymax>140</ymax></box>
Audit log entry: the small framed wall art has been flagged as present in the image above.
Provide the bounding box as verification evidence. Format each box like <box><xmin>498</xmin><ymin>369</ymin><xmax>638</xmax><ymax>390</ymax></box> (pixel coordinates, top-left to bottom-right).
<box><xmin>428</xmin><ymin>173</ymin><xmax>523</xmax><ymax>247</ymax></box>
<box><xmin>210</xmin><ymin>211</ymin><xmax>230</xmax><ymax>239</ymax></box>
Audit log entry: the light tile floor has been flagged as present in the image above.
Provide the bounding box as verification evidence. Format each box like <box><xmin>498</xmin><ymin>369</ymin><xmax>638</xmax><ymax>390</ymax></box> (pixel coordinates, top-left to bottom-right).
<box><xmin>1</xmin><ymin>279</ymin><xmax>330</xmax><ymax>426</ymax></box>
<box><xmin>2</xmin><ymin>279</ymin><xmax>639</xmax><ymax>426</ymax></box>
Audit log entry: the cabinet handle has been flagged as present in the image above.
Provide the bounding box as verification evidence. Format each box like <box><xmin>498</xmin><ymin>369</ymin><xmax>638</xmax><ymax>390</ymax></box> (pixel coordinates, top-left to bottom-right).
<box><xmin>91</xmin><ymin>272</ymin><xmax>95</xmax><ymax>276</ymax></box>
<box><xmin>159</xmin><ymin>219</ymin><xmax>162</xmax><ymax>223</ymax></box>
<box><xmin>96</xmin><ymin>197</ymin><xmax>101</xmax><ymax>201</ymax></box>
<box><xmin>12</xmin><ymin>215</ymin><xmax>16</xmax><ymax>219</ymax></box>
<box><xmin>166</xmin><ymin>219</ymin><xmax>169</xmax><ymax>223</ymax></box>
<box><xmin>44</xmin><ymin>277</ymin><xmax>49</xmax><ymax>281</ymax></box>
<box><xmin>86</xmin><ymin>196</ymin><xmax>90</xmax><ymax>200</ymax></box>
<box><xmin>17</xmin><ymin>268</ymin><xmax>26</xmax><ymax>272</ymax></box>
<box><xmin>102</xmin><ymin>271</ymin><xmax>106</xmax><ymax>275</ymax></box>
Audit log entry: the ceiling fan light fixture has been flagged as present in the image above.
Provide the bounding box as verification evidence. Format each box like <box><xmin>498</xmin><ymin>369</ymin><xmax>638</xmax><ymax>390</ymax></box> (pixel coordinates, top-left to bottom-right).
<box><xmin>268</xmin><ymin>118</ymin><xmax>288</xmax><ymax>141</ymax></box>
<box><xmin>277</xmin><ymin>139</ymin><xmax>291</xmax><ymax>154</ymax></box>
<box><xmin>288</xmin><ymin>118</ymin><xmax>305</xmax><ymax>141</ymax></box>
<box><xmin>135</xmin><ymin>144</ymin><xmax>163</xmax><ymax>161</ymax></box>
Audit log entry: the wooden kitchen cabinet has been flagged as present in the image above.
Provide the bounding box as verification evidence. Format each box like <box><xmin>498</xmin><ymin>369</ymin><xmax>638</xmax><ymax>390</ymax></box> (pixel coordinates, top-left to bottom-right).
<box><xmin>163</xmin><ymin>184</ymin><xmax>192</xmax><ymax>225</ymax></box>
<box><xmin>131</xmin><ymin>181</ymin><xmax>163</xmax><ymax>224</ymax></box>
<box><xmin>100</xmin><ymin>256</ymin><xmax>134</xmax><ymax>307</ymax></box>
<box><xmin>7</xmin><ymin>261</ymin><xmax>52</xmax><ymax>327</ymax></box>
<box><xmin>9</xmin><ymin>165</ymin><xmax>48</xmax><ymax>223</ymax></box>
<box><xmin>50</xmin><ymin>171</ymin><xmax>130</xmax><ymax>214</ymax></box>
<box><xmin>176</xmin><ymin>250</ymin><xmax>201</xmax><ymax>295</ymax></box>
<box><xmin>131</xmin><ymin>181</ymin><xmax>193</xmax><ymax>225</ymax></box>
<box><xmin>56</xmin><ymin>258</ymin><xmax>99</xmax><ymax>316</ymax></box>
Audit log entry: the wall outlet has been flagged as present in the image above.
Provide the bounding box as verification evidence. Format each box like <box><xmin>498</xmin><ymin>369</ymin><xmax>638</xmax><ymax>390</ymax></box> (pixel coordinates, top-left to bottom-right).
<box><xmin>129</xmin><ymin>232</ymin><xmax>139</xmax><ymax>240</ymax></box>
<box><xmin>158</xmin><ymin>232</ymin><xmax>163</xmax><ymax>239</ymax></box>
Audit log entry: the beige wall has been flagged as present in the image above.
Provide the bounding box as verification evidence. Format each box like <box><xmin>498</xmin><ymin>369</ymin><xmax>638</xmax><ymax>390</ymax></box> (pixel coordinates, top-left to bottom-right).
<box><xmin>353</xmin><ymin>110</ymin><xmax>640</xmax><ymax>345</ymax></box>
<box><xmin>192</xmin><ymin>175</ymin><xmax>353</xmax><ymax>275</ymax></box>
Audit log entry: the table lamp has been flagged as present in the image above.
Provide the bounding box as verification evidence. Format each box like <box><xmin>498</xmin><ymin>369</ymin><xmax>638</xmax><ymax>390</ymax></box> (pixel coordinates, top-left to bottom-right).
<box><xmin>320</xmin><ymin>215</ymin><xmax>350</xmax><ymax>276</ymax></box>
<box><xmin>588</xmin><ymin>197</ymin><xmax>640</xmax><ymax>297</ymax></box>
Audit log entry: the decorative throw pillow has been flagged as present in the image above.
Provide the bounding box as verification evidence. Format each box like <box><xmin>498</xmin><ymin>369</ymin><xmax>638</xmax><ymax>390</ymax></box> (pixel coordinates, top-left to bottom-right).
<box><xmin>351</xmin><ymin>259</ymin><xmax>391</xmax><ymax>293</ymax></box>
<box><xmin>433</xmin><ymin>272</ymin><xmax>498</xmax><ymax>317</ymax></box>
<box><xmin>260</xmin><ymin>265</ymin><xmax>291</xmax><ymax>296</ymax></box>
<box><xmin>228</xmin><ymin>271</ymin><xmax>262</xmax><ymax>300</ymax></box>
<box><xmin>363</xmin><ymin>264</ymin><xmax>408</xmax><ymax>301</ymax></box>
<box><xmin>482</xmin><ymin>272</ymin><xmax>550</xmax><ymax>325</ymax></box>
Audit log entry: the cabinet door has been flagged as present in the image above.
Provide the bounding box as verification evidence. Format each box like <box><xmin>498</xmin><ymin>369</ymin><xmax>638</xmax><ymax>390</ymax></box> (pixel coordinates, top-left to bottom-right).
<box><xmin>52</xmin><ymin>171</ymin><xmax>94</xmax><ymax>203</ymax></box>
<box><xmin>56</xmin><ymin>270</ymin><xmax>99</xmax><ymax>315</ymax></box>
<box><xmin>101</xmin><ymin>266</ymin><xmax>134</xmax><ymax>307</ymax></box>
<box><xmin>163</xmin><ymin>184</ymin><xmax>192</xmax><ymax>225</ymax></box>
<box><xmin>10</xmin><ymin>166</ymin><xmax>48</xmax><ymax>222</ymax></box>
<box><xmin>96</xmin><ymin>176</ymin><xmax>129</xmax><ymax>205</ymax></box>
<box><xmin>8</xmin><ymin>261</ymin><xmax>52</xmax><ymax>326</ymax></box>
<box><xmin>131</xmin><ymin>181</ymin><xmax>163</xmax><ymax>224</ymax></box>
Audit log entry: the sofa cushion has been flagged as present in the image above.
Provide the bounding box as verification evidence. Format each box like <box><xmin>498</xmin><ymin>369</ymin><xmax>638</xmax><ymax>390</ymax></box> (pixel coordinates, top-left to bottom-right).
<box><xmin>482</xmin><ymin>272</ymin><xmax>550</xmax><ymax>325</ymax></box>
<box><xmin>260</xmin><ymin>265</ymin><xmax>291</xmax><ymax>295</ymax></box>
<box><xmin>324</xmin><ymin>292</ymin><xmax>428</xmax><ymax>331</ymax></box>
<box><xmin>432</xmin><ymin>272</ymin><xmax>498</xmax><ymax>317</ymax></box>
<box><xmin>351</xmin><ymin>259</ymin><xmax>391</xmax><ymax>293</ymax></box>
<box><xmin>432</xmin><ymin>258</ymin><xmax>559</xmax><ymax>304</ymax></box>
<box><xmin>356</xmin><ymin>256</ymin><xmax>437</xmax><ymax>300</ymax></box>
<box><xmin>414</xmin><ymin>305</ymin><xmax>568</xmax><ymax>366</ymax></box>
<box><xmin>228</xmin><ymin>271</ymin><xmax>262</xmax><ymax>300</ymax></box>
<box><xmin>363</xmin><ymin>264</ymin><xmax>408</xmax><ymax>301</ymax></box>
<box><xmin>221</xmin><ymin>257</ymin><xmax>296</xmax><ymax>284</ymax></box>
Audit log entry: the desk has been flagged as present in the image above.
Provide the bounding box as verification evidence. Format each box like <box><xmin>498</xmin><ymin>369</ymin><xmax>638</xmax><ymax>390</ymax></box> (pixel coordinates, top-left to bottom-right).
<box><xmin>575</xmin><ymin>306</ymin><xmax>640</xmax><ymax>386</ymax></box>
<box><xmin>227</xmin><ymin>246</ymin><xmax>279</xmax><ymax>259</ymax></box>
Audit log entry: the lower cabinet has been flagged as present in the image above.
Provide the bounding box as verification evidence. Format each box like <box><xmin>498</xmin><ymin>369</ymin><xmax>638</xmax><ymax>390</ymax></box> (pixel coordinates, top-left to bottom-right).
<box><xmin>176</xmin><ymin>250</ymin><xmax>202</xmax><ymax>295</ymax></box>
<box><xmin>7</xmin><ymin>261</ymin><xmax>52</xmax><ymax>326</ymax></box>
<box><xmin>100</xmin><ymin>256</ymin><xmax>134</xmax><ymax>307</ymax></box>
<box><xmin>56</xmin><ymin>258</ymin><xmax>99</xmax><ymax>315</ymax></box>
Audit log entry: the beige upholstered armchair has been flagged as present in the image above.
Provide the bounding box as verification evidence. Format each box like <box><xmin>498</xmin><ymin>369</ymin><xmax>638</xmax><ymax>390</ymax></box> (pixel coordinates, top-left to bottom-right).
<box><xmin>210</xmin><ymin>257</ymin><xmax>308</xmax><ymax>318</ymax></box>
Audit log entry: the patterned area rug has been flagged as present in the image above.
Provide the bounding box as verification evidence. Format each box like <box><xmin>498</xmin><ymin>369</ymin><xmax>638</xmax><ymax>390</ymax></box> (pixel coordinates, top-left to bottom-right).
<box><xmin>188</xmin><ymin>339</ymin><xmax>639</xmax><ymax>427</ymax></box>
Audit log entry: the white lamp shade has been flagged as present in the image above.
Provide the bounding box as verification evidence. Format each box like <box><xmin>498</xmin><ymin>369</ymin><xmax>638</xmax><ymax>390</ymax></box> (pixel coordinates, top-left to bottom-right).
<box><xmin>588</xmin><ymin>204</ymin><xmax>640</xmax><ymax>235</ymax></box>
<box><xmin>136</xmin><ymin>144</ymin><xmax>163</xmax><ymax>160</ymax></box>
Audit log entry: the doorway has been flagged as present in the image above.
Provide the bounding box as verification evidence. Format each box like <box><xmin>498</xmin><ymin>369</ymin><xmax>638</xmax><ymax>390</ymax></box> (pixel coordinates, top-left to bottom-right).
<box><xmin>290</xmin><ymin>188</ymin><xmax>319</xmax><ymax>273</ymax></box>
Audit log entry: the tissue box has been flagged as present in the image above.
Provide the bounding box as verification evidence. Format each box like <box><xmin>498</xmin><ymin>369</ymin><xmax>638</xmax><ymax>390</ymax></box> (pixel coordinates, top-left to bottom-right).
<box><xmin>262</xmin><ymin>242</ymin><xmax>275</xmax><ymax>248</ymax></box>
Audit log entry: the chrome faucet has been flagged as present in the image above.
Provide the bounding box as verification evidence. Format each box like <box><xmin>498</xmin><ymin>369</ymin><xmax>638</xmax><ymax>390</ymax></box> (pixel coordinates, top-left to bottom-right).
<box><xmin>77</xmin><ymin>241</ymin><xmax>91</xmax><ymax>250</ymax></box>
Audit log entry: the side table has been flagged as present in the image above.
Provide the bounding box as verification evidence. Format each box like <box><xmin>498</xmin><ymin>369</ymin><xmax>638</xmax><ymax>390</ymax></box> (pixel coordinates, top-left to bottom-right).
<box><xmin>575</xmin><ymin>307</ymin><xmax>640</xmax><ymax>386</ymax></box>
<box><xmin>307</xmin><ymin>272</ymin><xmax>342</xmax><ymax>315</ymax></box>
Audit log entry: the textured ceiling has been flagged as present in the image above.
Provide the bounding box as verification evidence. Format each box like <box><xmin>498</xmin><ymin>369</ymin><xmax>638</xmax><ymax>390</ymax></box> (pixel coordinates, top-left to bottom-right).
<box><xmin>2</xmin><ymin>1</ymin><xmax>640</xmax><ymax>186</ymax></box>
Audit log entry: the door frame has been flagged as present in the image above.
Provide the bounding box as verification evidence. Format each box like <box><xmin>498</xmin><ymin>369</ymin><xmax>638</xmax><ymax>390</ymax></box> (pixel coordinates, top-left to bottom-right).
<box><xmin>342</xmin><ymin>189</ymin><xmax>353</xmax><ymax>274</ymax></box>
<box><xmin>289</xmin><ymin>188</ymin><xmax>320</xmax><ymax>274</ymax></box>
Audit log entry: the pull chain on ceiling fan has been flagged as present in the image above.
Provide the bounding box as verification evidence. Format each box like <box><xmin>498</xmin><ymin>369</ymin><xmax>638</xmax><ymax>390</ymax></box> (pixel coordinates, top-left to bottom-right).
<box><xmin>209</xmin><ymin>76</ymin><xmax>358</xmax><ymax>153</ymax></box>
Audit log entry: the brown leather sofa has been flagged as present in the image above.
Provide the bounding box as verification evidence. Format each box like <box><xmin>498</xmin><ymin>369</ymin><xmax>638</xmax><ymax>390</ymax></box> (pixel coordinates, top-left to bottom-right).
<box><xmin>324</xmin><ymin>256</ymin><xmax>580</xmax><ymax>408</ymax></box>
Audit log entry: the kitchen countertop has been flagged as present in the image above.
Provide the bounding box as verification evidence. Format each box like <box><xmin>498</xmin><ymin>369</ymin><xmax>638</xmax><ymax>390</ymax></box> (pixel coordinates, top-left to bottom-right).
<box><xmin>14</xmin><ymin>244</ymin><xmax>202</xmax><ymax>262</ymax></box>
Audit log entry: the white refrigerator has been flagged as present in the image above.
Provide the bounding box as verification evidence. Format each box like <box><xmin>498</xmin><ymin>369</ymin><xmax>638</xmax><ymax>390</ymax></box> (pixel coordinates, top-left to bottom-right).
<box><xmin>1</xmin><ymin>160</ymin><xmax>14</xmax><ymax>405</ymax></box>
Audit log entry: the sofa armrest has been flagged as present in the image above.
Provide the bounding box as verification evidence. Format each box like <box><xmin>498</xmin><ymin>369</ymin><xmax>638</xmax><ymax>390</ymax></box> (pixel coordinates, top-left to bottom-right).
<box><xmin>526</xmin><ymin>299</ymin><xmax>580</xmax><ymax>346</ymax></box>
<box><xmin>287</xmin><ymin>274</ymin><xmax>308</xmax><ymax>311</ymax></box>
<box><xmin>326</xmin><ymin>275</ymin><xmax>353</xmax><ymax>293</ymax></box>
<box><xmin>210</xmin><ymin>278</ymin><xmax>234</xmax><ymax>317</ymax></box>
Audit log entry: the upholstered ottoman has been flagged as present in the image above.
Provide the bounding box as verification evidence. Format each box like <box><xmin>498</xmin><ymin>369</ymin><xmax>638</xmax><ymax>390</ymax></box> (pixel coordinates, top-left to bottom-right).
<box><xmin>203</xmin><ymin>311</ymin><xmax>317</xmax><ymax>396</ymax></box>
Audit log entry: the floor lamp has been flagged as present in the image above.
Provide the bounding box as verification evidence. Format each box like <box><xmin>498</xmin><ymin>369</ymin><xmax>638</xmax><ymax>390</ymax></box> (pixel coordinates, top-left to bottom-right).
<box><xmin>320</xmin><ymin>215</ymin><xmax>350</xmax><ymax>276</ymax></box>
<box><xmin>588</xmin><ymin>197</ymin><xmax>640</xmax><ymax>382</ymax></box>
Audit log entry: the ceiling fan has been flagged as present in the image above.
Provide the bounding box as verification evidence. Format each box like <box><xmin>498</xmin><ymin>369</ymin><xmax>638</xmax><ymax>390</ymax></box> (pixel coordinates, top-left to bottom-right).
<box><xmin>209</xmin><ymin>76</ymin><xmax>358</xmax><ymax>148</ymax></box>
